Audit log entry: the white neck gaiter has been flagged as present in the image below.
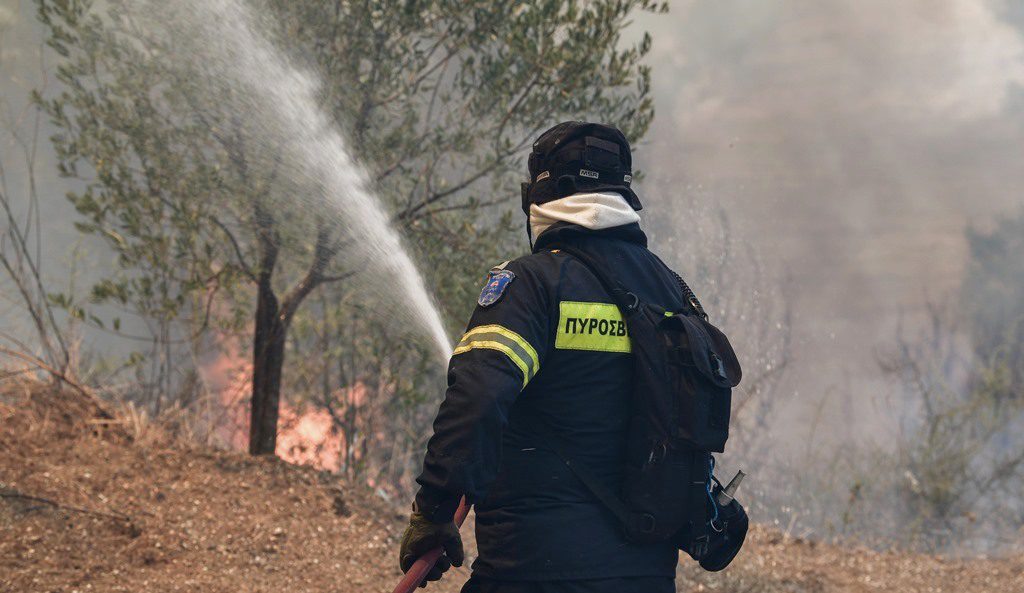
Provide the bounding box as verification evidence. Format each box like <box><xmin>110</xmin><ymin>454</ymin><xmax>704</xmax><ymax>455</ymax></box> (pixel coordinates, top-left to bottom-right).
<box><xmin>529</xmin><ymin>192</ymin><xmax>641</xmax><ymax>240</ymax></box>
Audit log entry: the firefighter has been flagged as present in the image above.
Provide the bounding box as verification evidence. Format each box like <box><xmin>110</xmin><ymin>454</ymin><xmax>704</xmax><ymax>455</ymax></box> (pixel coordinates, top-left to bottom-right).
<box><xmin>399</xmin><ymin>122</ymin><xmax>690</xmax><ymax>593</ymax></box>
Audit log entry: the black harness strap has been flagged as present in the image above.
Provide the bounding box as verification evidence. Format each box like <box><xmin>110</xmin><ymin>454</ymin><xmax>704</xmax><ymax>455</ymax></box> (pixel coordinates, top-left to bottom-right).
<box><xmin>554</xmin><ymin>245</ymin><xmax>636</xmax><ymax>313</ymax></box>
<box><xmin>557</xmin><ymin>244</ymin><xmax>706</xmax><ymax>320</ymax></box>
<box><xmin>532</xmin><ymin>417</ymin><xmax>652</xmax><ymax>536</ymax></box>
<box><xmin>534</xmin><ymin>244</ymin><xmax>657</xmax><ymax>537</ymax></box>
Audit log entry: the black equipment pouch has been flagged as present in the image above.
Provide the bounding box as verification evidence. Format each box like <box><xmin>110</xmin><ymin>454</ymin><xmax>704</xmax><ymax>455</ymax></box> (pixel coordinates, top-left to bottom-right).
<box><xmin>540</xmin><ymin>245</ymin><xmax>742</xmax><ymax>545</ymax></box>
<box><xmin>694</xmin><ymin>492</ymin><xmax>748</xmax><ymax>571</ymax></box>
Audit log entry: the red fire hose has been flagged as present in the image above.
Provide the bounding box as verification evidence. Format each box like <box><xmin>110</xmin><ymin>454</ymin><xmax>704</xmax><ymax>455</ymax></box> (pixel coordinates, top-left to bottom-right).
<box><xmin>391</xmin><ymin>498</ymin><xmax>471</xmax><ymax>593</ymax></box>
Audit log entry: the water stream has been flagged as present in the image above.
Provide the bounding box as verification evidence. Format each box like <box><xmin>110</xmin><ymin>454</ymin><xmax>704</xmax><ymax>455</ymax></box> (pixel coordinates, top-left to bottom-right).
<box><xmin>141</xmin><ymin>0</ymin><xmax>452</xmax><ymax>361</ymax></box>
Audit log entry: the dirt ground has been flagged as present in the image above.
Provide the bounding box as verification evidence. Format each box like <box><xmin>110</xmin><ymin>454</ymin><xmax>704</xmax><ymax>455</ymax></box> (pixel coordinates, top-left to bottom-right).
<box><xmin>2</xmin><ymin>382</ymin><xmax>1022</xmax><ymax>593</ymax></box>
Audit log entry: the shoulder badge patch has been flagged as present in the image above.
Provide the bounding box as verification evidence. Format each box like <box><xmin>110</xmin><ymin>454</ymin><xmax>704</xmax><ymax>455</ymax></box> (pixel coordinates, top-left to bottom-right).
<box><xmin>478</xmin><ymin>269</ymin><xmax>516</xmax><ymax>307</ymax></box>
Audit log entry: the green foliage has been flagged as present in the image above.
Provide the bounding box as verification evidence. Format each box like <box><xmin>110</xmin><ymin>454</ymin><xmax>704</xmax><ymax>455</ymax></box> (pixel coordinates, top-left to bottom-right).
<box><xmin>272</xmin><ymin>0</ymin><xmax>663</xmax><ymax>321</ymax></box>
<box><xmin>36</xmin><ymin>0</ymin><xmax>255</xmax><ymax>338</ymax></box>
<box><xmin>33</xmin><ymin>0</ymin><xmax>662</xmax><ymax>477</ymax></box>
<box><xmin>964</xmin><ymin>212</ymin><xmax>1024</xmax><ymax>398</ymax></box>
<box><xmin>36</xmin><ymin>0</ymin><xmax>661</xmax><ymax>333</ymax></box>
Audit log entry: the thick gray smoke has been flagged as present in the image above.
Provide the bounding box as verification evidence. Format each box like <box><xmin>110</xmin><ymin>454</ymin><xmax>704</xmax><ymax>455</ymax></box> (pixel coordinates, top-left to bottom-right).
<box><xmin>633</xmin><ymin>0</ymin><xmax>1024</xmax><ymax>446</ymax></box>
<box><xmin>627</xmin><ymin>0</ymin><xmax>1024</xmax><ymax>547</ymax></box>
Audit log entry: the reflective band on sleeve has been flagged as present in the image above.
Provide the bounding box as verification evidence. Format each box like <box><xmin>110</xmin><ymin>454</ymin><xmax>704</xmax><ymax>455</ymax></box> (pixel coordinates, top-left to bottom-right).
<box><xmin>452</xmin><ymin>324</ymin><xmax>540</xmax><ymax>388</ymax></box>
<box><xmin>556</xmin><ymin>301</ymin><xmax>631</xmax><ymax>353</ymax></box>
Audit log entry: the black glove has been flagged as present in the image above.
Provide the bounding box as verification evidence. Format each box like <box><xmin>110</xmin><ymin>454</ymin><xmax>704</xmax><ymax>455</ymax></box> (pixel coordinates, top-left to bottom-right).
<box><xmin>398</xmin><ymin>507</ymin><xmax>464</xmax><ymax>588</ymax></box>
<box><xmin>698</xmin><ymin>498</ymin><xmax>748</xmax><ymax>572</ymax></box>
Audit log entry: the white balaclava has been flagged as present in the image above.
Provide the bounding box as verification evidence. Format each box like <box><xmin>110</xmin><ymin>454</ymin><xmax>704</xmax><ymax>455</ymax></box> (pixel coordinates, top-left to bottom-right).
<box><xmin>529</xmin><ymin>191</ymin><xmax>641</xmax><ymax>240</ymax></box>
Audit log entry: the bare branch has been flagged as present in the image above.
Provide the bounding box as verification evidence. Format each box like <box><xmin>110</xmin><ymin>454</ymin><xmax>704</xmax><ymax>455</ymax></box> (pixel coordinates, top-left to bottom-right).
<box><xmin>0</xmin><ymin>345</ymin><xmax>108</xmax><ymax>415</ymax></box>
<box><xmin>278</xmin><ymin>222</ymin><xmax>341</xmax><ymax>325</ymax></box>
<box><xmin>0</xmin><ymin>489</ymin><xmax>133</xmax><ymax>523</ymax></box>
<box><xmin>210</xmin><ymin>215</ymin><xmax>256</xmax><ymax>282</ymax></box>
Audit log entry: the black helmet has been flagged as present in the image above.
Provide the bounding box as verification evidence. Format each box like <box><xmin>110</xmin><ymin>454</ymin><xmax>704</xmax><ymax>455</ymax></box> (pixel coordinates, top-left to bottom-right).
<box><xmin>521</xmin><ymin>121</ymin><xmax>641</xmax><ymax>214</ymax></box>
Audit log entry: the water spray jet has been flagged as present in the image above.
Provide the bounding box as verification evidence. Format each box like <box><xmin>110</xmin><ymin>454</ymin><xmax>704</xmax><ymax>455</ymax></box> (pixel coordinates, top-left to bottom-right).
<box><xmin>142</xmin><ymin>0</ymin><xmax>453</xmax><ymax>362</ymax></box>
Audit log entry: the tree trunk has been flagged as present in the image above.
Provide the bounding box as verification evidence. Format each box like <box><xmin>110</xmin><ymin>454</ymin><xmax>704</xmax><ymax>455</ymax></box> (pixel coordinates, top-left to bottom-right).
<box><xmin>249</xmin><ymin>279</ymin><xmax>287</xmax><ymax>456</ymax></box>
<box><xmin>247</xmin><ymin>217</ymin><xmax>338</xmax><ymax>457</ymax></box>
<box><xmin>248</xmin><ymin>193</ymin><xmax>283</xmax><ymax>457</ymax></box>
<box><xmin>245</xmin><ymin>280</ymin><xmax>282</xmax><ymax>456</ymax></box>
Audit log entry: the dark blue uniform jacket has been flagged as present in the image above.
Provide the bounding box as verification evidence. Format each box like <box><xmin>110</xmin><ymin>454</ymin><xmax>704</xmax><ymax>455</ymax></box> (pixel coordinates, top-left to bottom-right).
<box><xmin>415</xmin><ymin>222</ymin><xmax>686</xmax><ymax>581</ymax></box>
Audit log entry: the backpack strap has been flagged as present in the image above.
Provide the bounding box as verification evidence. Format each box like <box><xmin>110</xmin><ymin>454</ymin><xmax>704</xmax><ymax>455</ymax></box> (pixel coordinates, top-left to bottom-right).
<box><xmin>540</xmin><ymin>244</ymin><xmax>660</xmax><ymax>537</ymax></box>
<box><xmin>557</xmin><ymin>244</ymin><xmax>708</xmax><ymax>320</ymax></box>
<box><xmin>552</xmin><ymin>245</ymin><xmax>639</xmax><ymax>315</ymax></box>
<box><xmin>532</xmin><ymin>418</ymin><xmax>656</xmax><ymax>538</ymax></box>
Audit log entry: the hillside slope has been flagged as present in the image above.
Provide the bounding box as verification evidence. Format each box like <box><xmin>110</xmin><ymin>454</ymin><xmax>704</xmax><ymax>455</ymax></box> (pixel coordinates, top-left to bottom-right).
<box><xmin>2</xmin><ymin>383</ymin><xmax>1022</xmax><ymax>593</ymax></box>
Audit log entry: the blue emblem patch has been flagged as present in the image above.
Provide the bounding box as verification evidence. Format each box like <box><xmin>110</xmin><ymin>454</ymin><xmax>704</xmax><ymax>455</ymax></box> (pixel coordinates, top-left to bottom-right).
<box><xmin>478</xmin><ymin>269</ymin><xmax>516</xmax><ymax>307</ymax></box>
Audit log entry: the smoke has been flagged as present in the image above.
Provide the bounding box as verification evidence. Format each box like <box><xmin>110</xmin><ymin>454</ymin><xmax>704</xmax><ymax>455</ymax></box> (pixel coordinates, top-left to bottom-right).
<box><xmin>630</xmin><ymin>0</ymin><xmax>1024</xmax><ymax>547</ymax></box>
<box><xmin>634</xmin><ymin>0</ymin><xmax>1024</xmax><ymax>445</ymax></box>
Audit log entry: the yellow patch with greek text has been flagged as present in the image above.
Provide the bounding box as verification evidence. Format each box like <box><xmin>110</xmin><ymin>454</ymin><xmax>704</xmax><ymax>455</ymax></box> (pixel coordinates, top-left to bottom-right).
<box><xmin>555</xmin><ymin>301</ymin><xmax>631</xmax><ymax>353</ymax></box>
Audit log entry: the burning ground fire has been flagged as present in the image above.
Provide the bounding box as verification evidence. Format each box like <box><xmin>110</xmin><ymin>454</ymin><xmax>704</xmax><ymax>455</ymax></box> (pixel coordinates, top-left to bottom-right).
<box><xmin>200</xmin><ymin>339</ymin><xmax>366</xmax><ymax>473</ymax></box>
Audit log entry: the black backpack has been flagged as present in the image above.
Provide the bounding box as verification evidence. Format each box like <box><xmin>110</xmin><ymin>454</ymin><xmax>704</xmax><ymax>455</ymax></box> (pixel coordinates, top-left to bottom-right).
<box><xmin>538</xmin><ymin>245</ymin><xmax>743</xmax><ymax>555</ymax></box>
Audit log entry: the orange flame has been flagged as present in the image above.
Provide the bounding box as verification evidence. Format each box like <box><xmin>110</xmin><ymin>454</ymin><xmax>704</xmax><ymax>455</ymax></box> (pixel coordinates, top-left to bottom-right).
<box><xmin>200</xmin><ymin>336</ymin><xmax>358</xmax><ymax>472</ymax></box>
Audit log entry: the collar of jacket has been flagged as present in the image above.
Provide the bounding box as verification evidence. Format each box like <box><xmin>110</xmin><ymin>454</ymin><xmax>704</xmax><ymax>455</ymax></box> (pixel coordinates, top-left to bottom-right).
<box><xmin>532</xmin><ymin>221</ymin><xmax>648</xmax><ymax>253</ymax></box>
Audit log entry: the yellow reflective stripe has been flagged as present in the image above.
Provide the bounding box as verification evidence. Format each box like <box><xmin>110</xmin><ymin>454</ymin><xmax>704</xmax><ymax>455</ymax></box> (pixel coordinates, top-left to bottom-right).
<box><xmin>453</xmin><ymin>341</ymin><xmax>531</xmax><ymax>388</ymax></box>
<box><xmin>461</xmin><ymin>324</ymin><xmax>540</xmax><ymax>371</ymax></box>
<box><xmin>453</xmin><ymin>325</ymin><xmax>540</xmax><ymax>388</ymax></box>
<box><xmin>555</xmin><ymin>301</ymin><xmax>631</xmax><ymax>353</ymax></box>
